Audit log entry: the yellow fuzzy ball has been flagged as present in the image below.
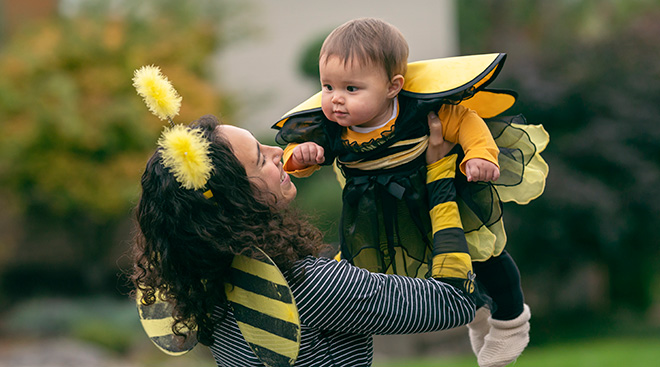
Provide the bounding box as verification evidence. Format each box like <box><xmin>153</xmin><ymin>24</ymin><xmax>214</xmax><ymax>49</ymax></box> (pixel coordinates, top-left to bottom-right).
<box><xmin>133</xmin><ymin>65</ymin><xmax>182</xmax><ymax>121</ymax></box>
<box><xmin>158</xmin><ymin>125</ymin><xmax>213</xmax><ymax>190</ymax></box>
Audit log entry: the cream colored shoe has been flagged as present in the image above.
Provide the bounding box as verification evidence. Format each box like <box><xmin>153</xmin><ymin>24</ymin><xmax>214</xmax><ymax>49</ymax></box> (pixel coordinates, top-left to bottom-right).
<box><xmin>467</xmin><ymin>306</ymin><xmax>491</xmax><ymax>356</ymax></box>
<box><xmin>477</xmin><ymin>304</ymin><xmax>531</xmax><ymax>367</ymax></box>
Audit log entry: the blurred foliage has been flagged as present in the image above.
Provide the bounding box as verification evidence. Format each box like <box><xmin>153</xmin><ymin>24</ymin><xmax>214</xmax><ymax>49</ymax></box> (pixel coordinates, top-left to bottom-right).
<box><xmin>297</xmin><ymin>29</ymin><xmax>330</xmax><ymax>83</ymax></box>
<box><xmin>3</xmin><ymin>296</ymin><xmax>139</xmax><ymax>336</ymax></box>
<box><xmin>289</xmin><ymin>166</ymin><xmax>343</xmax><ymax>248</ymax></box>
<box><xmin>0</xmin><ymin>0</ymin><xmax>253</xmax><ymax>300</ymax></box>
<box><xmin>73</xmin><ymin>319</ymin><xmax>135</xmax><ymax>354</ymax></box>
<box><xmin>457</xmin><ymin>0</ymin><xmax>660</xmax><ymax>316</ymax></box>
<box><xmin>2</xmin><ymin>296</ymin><xmax>141</xmax><ymax>353</ymax></box>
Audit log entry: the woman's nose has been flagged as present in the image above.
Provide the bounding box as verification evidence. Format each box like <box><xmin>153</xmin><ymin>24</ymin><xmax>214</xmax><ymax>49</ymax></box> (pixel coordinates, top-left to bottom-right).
<box><xmin>267</xmin><ymin>145</ymin><xmax>284</xmax><ymax>162</ymax></box>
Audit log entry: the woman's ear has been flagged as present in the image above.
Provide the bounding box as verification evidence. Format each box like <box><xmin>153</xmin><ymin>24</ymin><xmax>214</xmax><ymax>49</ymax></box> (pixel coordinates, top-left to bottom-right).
<box><xmin>387</xmin><ymin>74</ymin><xmax>404</xmax><ymax>98</ymax></box>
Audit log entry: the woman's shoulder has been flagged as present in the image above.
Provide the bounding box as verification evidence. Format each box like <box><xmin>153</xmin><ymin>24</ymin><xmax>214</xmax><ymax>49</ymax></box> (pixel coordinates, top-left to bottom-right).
<box><xmin>289</xmin><ymin>256</ymin><xmax>370</xmax><ymax>284</ymax></box>
<box><xmin>292</xmin><ymin>256</ymin><xmax>349</xmax><ymax>275</ymax></box>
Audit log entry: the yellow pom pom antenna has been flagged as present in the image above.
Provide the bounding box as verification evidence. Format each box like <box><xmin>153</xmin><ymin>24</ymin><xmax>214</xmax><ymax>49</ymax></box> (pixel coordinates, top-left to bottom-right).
<box><xmin>133</xmin><ymin>65</ymin><xmax>182</xmax><ymax>122</ymax></box>
<box><xmin>133</xmin><ymin>65</ymin><xmax>213</xmax><ymax>190</ymax></box>
<box><xmin>158</xmin><ymin>125</ymin><xmax>213</xmax><ymax>190</ymax></box>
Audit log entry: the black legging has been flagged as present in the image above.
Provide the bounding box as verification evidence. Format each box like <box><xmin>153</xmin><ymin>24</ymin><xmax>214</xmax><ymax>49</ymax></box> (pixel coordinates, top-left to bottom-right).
<box><xmin>473</xmin><ymin>250</ymin><xmax>524</xmax><ymax>320</ymax></box>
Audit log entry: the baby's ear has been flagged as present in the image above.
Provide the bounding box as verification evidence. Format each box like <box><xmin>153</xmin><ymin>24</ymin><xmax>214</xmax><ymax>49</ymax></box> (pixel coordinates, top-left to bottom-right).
<box><xmin>388</xmin><ymin>74</ymin><xmax>404</xmax><ymax>98</ymax></box>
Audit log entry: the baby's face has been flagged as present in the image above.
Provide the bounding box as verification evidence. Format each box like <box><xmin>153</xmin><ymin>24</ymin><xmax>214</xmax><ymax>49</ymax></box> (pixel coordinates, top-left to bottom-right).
<box><xmin>320</xmin><ymin>55</ymin><xmax>398</xmax><ymax>129</ymax></box>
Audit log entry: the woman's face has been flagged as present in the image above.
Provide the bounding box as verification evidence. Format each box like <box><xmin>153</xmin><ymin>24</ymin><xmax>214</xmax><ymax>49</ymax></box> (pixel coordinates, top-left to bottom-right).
<box><xmin>217</xmin><ymin>125</ymin><xmax>296</xmax><ymax>206</ymax></box>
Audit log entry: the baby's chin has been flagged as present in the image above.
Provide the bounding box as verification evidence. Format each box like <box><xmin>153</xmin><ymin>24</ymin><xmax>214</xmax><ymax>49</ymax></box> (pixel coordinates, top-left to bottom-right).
<box><xmin>332</xmin><ymin>117</ymin><xmax>361</xmax><ymax>128</ymax></box>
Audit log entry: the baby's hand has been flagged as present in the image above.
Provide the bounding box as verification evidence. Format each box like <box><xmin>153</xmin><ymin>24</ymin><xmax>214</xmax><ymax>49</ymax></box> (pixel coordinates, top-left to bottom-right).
<box><xmin>465</xmin><ymin>158</ymin><xmax>500</xmax><ymax>182</ymax></box>
<box><xmin>291</xmin><ymin>142</ymin><xmax>325</xmax><ymax>169</ymax></box>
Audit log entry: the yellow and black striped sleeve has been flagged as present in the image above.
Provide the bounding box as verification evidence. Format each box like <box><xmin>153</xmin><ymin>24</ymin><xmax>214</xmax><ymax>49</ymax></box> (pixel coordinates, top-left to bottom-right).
<box><xmin>426</xmin><ymin>154</ymin><xmax>474</xmax><ymax>282</ymax></box>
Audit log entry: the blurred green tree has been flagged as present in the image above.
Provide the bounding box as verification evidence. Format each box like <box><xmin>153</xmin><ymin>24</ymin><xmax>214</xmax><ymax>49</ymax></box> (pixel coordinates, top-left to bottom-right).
<box><xmin>297</xmin><ymin>30</ymin><xmax>329</xmax><ymax>83</ymax></box>
<box><xmin>458</xmin><ymin>0</ymin><xmax>660</xmax><ymax>319</ymax></box>
<box><xmin>0</xmin><ymin>0</ymin><xmax>252</xmax><ymax>300</ymax></box>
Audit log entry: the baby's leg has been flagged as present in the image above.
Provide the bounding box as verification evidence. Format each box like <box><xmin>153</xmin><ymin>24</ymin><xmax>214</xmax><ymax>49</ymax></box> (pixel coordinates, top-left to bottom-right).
<box><xmin>471</xmin><ymin>250</ymin><xmax>531</xmax><ymax>367</ymax></box>
<box><xmin>472</xmin><ymin>250</ymin><xmax>523</xmax><ymax>320</ymax></box>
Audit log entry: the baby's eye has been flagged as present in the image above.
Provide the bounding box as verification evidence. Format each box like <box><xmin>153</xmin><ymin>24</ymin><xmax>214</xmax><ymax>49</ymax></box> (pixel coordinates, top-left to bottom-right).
<box><xmin>346</xmin><ymin>86</ymin><xmax>358</xmax><ymax>92</ymax></box>
<box><xmin>323</xmin><ymin>84</ymin><xmax>333</xmax><ymax>91</ymax></box>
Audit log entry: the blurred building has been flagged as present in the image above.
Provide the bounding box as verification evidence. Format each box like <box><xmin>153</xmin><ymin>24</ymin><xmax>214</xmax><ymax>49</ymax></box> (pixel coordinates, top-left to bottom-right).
<box><xmin>214</xmin><ymin>0</ymin><xmax>458</xmax><ymax>135</ymax></box>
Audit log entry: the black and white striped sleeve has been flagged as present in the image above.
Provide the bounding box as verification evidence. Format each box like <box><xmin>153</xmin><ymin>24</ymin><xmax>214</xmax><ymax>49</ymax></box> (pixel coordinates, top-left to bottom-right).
<box><xmin>290</xmin><ymin>257</ymin><xmax>475</xmax><ymax>335</ymax></box>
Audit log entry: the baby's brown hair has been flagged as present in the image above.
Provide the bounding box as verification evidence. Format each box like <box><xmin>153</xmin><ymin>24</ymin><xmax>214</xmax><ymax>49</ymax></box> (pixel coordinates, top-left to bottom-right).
<box><xmin>320</xmin><ymin>17</ymin><xmax>409</xmax><ymax>80</ymax></box>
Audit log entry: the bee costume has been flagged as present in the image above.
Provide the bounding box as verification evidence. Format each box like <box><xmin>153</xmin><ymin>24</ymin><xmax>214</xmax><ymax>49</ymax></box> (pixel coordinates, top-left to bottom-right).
<box><xmin>132</xmin><ymin>66</ymin><xmax>301</xmax><ymax>366</ymax></box>
<box><xmin>273</xmin><ymin>53</ymin><xmax>549</xmax><ymax>284</ymax></box>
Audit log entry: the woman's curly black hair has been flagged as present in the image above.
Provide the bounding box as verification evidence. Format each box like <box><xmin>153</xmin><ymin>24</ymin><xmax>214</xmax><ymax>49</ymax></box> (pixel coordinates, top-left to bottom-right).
<box><xmin>130</xmin><ymin>114</ymin><xmax>326</xmax><ymax>346</ymax></box>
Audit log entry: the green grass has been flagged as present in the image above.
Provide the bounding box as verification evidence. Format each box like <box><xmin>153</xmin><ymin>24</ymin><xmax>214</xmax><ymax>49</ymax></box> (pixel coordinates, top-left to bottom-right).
<box><xmin>5</xmin><ymin>298</ymin><xmax>660</xmax><ymax>366</ymax></box>
<box><xmin>373</xmin><ymin>337</ymin><xmax>660</xmax><ymax>367</ymax></box>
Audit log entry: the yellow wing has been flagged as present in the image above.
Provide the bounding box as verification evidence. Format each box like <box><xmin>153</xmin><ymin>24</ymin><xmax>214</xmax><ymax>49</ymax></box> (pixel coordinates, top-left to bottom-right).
<box><xmin>136</xmin><ymin>247</ymin><xmax>300</xmax><ymax>366</ymax></box>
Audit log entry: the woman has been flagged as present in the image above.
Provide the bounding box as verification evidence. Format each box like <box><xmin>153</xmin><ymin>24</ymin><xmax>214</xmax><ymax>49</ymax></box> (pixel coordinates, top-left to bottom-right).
<box><xmin>131</xmin><ymin>113</ymin><xmax>475</xmax><ymax>367</ymax></box>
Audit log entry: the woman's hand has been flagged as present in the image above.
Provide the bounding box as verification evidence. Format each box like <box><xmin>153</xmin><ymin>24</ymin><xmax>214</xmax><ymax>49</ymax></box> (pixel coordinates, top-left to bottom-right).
<box><xmin>426</xmin><ymin>112</ymin><xmax>456</xmax><ymax>165</ymax></box>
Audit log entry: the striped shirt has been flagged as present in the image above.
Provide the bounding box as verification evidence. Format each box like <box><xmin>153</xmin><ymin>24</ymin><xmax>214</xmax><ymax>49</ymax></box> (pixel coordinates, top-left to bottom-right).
<box><xmin>210</xmin><ymin>256</ymin><xmax>475</xmax><ymax>366</ymax></box>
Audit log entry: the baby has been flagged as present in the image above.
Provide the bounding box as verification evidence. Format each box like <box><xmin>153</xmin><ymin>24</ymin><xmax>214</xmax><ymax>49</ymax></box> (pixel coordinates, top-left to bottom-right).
<box><xmin>273</xmin><ymin>18</ymin><xmax>543</xmax><ymax>367</ymax></box>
